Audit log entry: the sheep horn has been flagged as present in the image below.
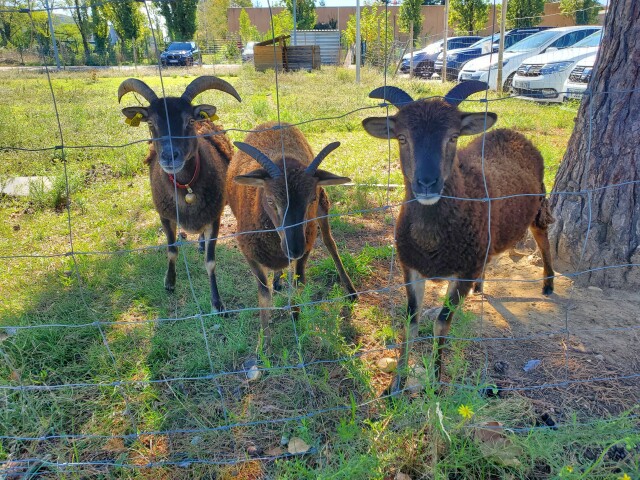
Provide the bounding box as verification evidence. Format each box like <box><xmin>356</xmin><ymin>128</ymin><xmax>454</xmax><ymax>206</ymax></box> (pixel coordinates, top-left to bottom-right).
<box><xmin>369</xmin><ymin>86</ymin><xmax>414</xmax><ymax>108</ymax></box>
<box><xmin>117</xmin><ymin>78</ymin><xmax>158</xmax><ymax>104</ymax></box>
<box><xmin>234</xmin><ymin>142</ymin><xmax>283</xmax><ymax>179</ymax></box>
<box><xmin>444</xmin><ymin>80</ymin><xmax>489</xmax><ymax>107</ymax></box>
<box><xmin>182</xmin><ymin>76</ymin><xmax>242</xmax><ymax>104</ymax></box>
<box><xmin>306</xmin><ymin>141</ymin><xmax>341</xmax><ymax>175</ymax></box>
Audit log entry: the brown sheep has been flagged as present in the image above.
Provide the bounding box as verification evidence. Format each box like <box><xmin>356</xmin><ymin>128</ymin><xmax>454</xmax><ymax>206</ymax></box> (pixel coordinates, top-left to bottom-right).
<box><xmin>118</xmin><ymin>76</ymin><xmax>241</xmax><ymax>313</ymax></box>
<box><xmin>226</xmin><ymin>122</ymin><xmax>357</xmax><ymax>345</ymax></box>
<box><xmin>362</xmin><ymin>81</ymin><xmax>554</xmax><ymax>393</ymax></box>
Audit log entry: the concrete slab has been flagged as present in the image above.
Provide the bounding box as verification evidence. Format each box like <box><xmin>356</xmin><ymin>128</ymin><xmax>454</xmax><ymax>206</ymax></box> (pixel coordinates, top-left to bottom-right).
<box><xmin>1</xmin><ymin>176</ymin><xmax>52</xmax><ymax>197</ymax></box>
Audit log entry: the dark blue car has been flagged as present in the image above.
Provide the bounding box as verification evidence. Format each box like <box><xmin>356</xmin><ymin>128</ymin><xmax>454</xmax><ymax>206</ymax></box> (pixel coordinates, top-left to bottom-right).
<box><xmin>434</xmin><ymin>27</ymin><xmax>551</xmax><ymax>81</ymax></box>
<box><xmin>400</xmin><ymin>36</ymin><xmax>482</xmax><ymax>78</ymax></box>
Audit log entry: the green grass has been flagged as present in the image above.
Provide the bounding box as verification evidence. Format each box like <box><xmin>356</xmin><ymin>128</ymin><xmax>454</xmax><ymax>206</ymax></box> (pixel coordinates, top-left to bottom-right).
<box><xmin>1</xmin><ymin>67</ymin><xmax>638</xmax><ymax>479</ymax></box>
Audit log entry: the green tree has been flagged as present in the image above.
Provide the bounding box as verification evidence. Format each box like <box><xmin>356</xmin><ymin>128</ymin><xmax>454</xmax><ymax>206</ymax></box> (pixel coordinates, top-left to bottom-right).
<box><xmin>268</xmin><ymin>9</ymin><xmax>294</xmax><ymax>38</ymax></box>
<box><xmin>506</xmin><ymin>0</ymin><xmax>544</xmax><ymax>28</ymax></box>
<box><xmin>448</xmin><ymin>0</ymin><xmax>488</xmax><ymax>35</ymax></box>
<box><xmin>239</xmin><ymin>8</ymin><xmax>259</xmax><ymax>43</ymax></box>
<box><xmin>90</xmin><ymin>0</ymin><xmax>110</xmax><ymax>60</ymax></box>
<box><xmin>66</xmin><ymin>0</ymin><xmax>91</xmax><ymax>64</ymax></box>
<box><xmin>283</xmin><ymin>0</ymin><xmax>317</xmax><ymax>31</ymax></box>
<box><xmin>560</xmin><ymin>0</ymin><xmax>600</xmax><ymax>25</ymax></box>
<box><xmin>155</xmin><ymin>0</ymin><xmax>198</xmax><ymax>41</ymax></box>
<box><xmin>197</xmin><ymin>0</ymin><xmax>229</xmax><ymax>42</ymax></box>
<box><xmin>399</xmin><ymin>0</ymin><xmax>423</xmax><ymax>42</ymax></box>
<box><xmin>103</xmin><ymin>0</ymin><xmax>144</xmax><ymax>60</ymax></box>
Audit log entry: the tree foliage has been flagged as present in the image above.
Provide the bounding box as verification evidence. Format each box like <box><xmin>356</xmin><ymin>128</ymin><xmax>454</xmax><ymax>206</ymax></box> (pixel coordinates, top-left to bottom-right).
<box><xmin>104</xmin><ymin>0</ymin><xmax>143</xmax><ymax>41</ymax></box>
<box><xmin>155</xmin><ymin>0</ymin><xmax>198</xmax><ymax>41</ymax></box>
<box><xmin>559</xmin><ymin>0</ymin><xmax>600</xmax><ymax>25</ymax></box>
<box><xmin>66</xmin><ymin>0</ymin><xmax>91</xmax><ymax>63</ymax></box>
<box><xmin>197</xmin><ymin>0</ymin><xmax>230</xmax><ymax>41</ymax></box>
<box><xmin>342</xmin><ymin>5</ymin><xmax>393</xmax><ymax>50</ymax></box>
<box><xmin>506</xmin><ymin>0</ymin><xmax>544</xmax><ymax>28</ymax></box>
<box><xmin>448</xmin><ymin>0</ymin><xmax>488</xmax><ymax>35</ymax></box>
<box><xmin>268</xmin><ymin>9</ymin><xmax>294</xmax><ymax>38</ymax></box>
<box><xmin>239</xmin><ymin>8</ymin><xmax>259</xmax><ymax>43</ymax></box>
<box><xmin>283</xmin><ymin>0</ymin><xmax>317</xmax><ymax>31</ymax></box>
<box><xmin>399</xmin><ymin>0</ymin><xmax>423</xmax><ymax>42</ymax></box>
<box><xmin>90</xmin><ymin>0</ymin><xmax>110</xmax><ymax>58</ymax></box>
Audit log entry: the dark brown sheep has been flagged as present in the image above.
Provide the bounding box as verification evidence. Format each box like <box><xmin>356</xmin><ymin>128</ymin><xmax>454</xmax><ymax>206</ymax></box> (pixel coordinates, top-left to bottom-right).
<box><xmin>362</xmin><ymin>81</ymin><xmax>554</xmax><ymax>393</ymax></box>
<box><xmin>226</xmin><ymin>122</ymin><xmax>357</xmax><ymax>345</ymax></box>
<box><xmin>118</xmin><ymin>76</ymin><xmax>241</xmax><ymax>313</ymax></box>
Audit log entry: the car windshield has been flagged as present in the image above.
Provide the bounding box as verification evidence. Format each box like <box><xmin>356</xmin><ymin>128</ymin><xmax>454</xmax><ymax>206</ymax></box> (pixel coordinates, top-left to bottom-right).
<box><xmin>168</xmin><ymin>42</ymin><xmax>192</xmax><ymax>51</ymax></box>
<box><xmin>572</xmin><ymin>31</ymin><xmax>602</xmax><ymax>48</ymax></box>
<box><xmin>505</xmin><ymin>30</ymin><xmax>558</xmax><ymax>52</ymax></box>
<box><xmin>470</xmin><ymin>35</ymin><xmax>494</xmax><ymax>48</ymax></box>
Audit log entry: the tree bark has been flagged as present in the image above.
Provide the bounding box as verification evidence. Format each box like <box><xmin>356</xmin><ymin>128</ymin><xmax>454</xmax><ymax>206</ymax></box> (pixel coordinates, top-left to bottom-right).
<box><xmin>550</xmin><ymin>0</ymin><xmax>640</xmax><ymax>288</ymax></box>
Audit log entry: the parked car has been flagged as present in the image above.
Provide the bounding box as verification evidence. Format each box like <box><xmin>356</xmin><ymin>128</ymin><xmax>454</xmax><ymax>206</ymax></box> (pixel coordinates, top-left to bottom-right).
<box><xmin>458</xmin><ymin>26</ymin><xmax>601</xmax><ymax>91</ymax></box>
<box><xmin>400</xmin><ymin>36</ymin><xmax>483</xmax><ymax>78</ymax></box>
<box><xmin>512</xmin><ymin>31</ymin><xmax>601</xmax><ymax>102</ymax></box>
<box><xmin>434</xmin><ymin>27</ymin><xmax>551</xmax><ymax>81</ymax></box>
<box><xmin>242</xmin><ymin>41</ymin><xmax>257</xmax><ymax>63</ymax></box>
<box><xmin>160</xmin><ymin>41</ymin><xmax>199</xmax><ymax>67</ymax></box>
<box><xmin>563</xmin><ymin>53</ymin><xmax>597</xmax><ymax>101</ymax></box>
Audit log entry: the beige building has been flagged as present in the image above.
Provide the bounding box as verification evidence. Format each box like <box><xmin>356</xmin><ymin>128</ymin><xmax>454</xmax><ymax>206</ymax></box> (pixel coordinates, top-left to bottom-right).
<box><xmin>228</xmin><ymin>3</ymin><xmax>576</xmax><ymax>40</ymax></box>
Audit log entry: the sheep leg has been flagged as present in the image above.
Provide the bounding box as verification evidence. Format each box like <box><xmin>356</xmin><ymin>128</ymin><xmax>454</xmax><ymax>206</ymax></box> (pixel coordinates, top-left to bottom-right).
<box><xmin>198</xmin><ymin>233</ymin><xmax>205</xmax><ymax>254</ymax></box>
<box><xmin>317</xmin><ymin>190</ymin><xmax>358</xmax><ymax>301</ymax></box>
<box><xmin>249</xmin><ymin>259</ymin><xmax>272</xmax><ymax>350</ymax></box>
<box><xmin>529</xmin><ymin>224</ymin><xmax>554</xmax><ymax>296</ymax></box>
<box><xmin>203</xmin><ymin>220</ymin><xmax>225</xmax><ymax>314</ymax></box>
<box><xmin>433</xmin><ymin>279</ymin><xmax>473</xmax><ymax>382</ymax></box>
<box><xmin>161</xmin><ymin>217</ymin><xmax>178</xmax><ymax>292</ymax></box>
<box><xmin>472</xmin><ymin>273</ymin><xmax>484</xmax><ymax>295</ymax></box>
<box><xmin>388</xmin><ymin>267</ymin><xmax>425</xmax><ymax>395</ymax></box>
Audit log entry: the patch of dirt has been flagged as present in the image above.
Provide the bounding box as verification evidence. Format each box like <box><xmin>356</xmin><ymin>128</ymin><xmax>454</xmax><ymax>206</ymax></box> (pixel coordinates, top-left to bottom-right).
<box><xmin>214</xmin><ymin>204</ymin><xmax>640</xmax><ymax>419</ymax></box>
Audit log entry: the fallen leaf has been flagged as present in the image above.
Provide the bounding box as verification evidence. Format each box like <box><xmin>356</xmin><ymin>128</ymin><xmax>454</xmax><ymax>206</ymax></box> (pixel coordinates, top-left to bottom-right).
<box><xmin>265</xmin><ymin>446</ymin><xmax>285</xmax><ymax>456</ymax></box>
<box><xmin>287</xmin><ymin>437</ymin><xmax>310</xmax><ymax>454</ymax></box>
<box><xmin>395</xmin><ymin>473</ymin><xmax>412</xmax><ymax>480</ymax></box>
<box><xmin>473</xmin><ymin>421</ymin><xmax>523</xmax><ymax>467</ymax></box>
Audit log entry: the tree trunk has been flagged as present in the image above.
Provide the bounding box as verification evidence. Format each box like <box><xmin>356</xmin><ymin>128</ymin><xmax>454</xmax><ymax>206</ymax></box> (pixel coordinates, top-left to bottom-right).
<box><xmin>550</xmin><ymin>0</ymin><xmax>640</xmax><ymax>288</ymax></box>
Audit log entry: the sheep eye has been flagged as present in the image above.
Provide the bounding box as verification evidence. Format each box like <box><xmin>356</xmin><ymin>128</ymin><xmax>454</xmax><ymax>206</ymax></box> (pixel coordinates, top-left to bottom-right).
<box><xmin>397</xmin><ymin>134</ymin><xmax>407</xmax><ymax>144</ymax></box>
<box><xmin>449</xmin><ymin>135</ymin><xmax>458</xmax><ymax>143</ymax></box>
<box><xmin>188</xmin><ymin>118</ymin><xmax>196</xmax><ymax>126</ymax></box>
<box><xmin>266</xmin><ymin>198</ymin><xmax>275</xmax><ymax>206</ymax></box>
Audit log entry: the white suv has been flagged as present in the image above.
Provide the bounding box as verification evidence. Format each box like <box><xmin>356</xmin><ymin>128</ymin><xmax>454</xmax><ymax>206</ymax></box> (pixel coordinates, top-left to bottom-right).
<box><xmin>563</xmin><ymin>53</ymin><xmax>597</xmax><ymax>101</ymax></box>
<box><xmin>512</xmin><ymin>31</ymin><xmax>601</xmax><ymax>102</ymax></box>
<box><xmin>458</xmin><ymin>26</ymin><xmax>601</xmax><ymax>91</ymax></box>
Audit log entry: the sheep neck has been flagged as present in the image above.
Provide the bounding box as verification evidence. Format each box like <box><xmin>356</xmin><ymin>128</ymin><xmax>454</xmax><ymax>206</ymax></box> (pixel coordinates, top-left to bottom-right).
<box><xmin>168</xmin><ymin>150</ymin><xmax>201</xmax><ymax>190</ymax></box>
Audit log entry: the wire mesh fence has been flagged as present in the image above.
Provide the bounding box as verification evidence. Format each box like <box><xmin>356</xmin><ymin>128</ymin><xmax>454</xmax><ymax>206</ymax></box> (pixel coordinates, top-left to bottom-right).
<box><xmin>0</xmin><ymin>0</ymin><xmax>639</xmax><ymax>478</ymax></box>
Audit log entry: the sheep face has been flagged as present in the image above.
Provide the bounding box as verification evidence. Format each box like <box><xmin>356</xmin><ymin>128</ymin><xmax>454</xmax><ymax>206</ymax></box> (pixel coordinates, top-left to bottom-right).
<box><xmin>122</xmin><ymin>98</ymin><xmax>217</xmax><ymax>174</ymax></box>
<box><xmin>234</xmin><ymin>166</ymin><xmax>349</xmax><ymax>260</ymax></box>
<box><xmin>363</xmin><ymin>100</ymin><xmax>497</xmax><ymax>205</ymax></box>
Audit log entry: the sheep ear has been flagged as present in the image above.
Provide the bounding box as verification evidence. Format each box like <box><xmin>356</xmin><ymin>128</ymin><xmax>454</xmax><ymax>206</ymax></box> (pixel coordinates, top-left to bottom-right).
<box><xmin>362</xmin><ymin>116</ymin><xmax>396</xmax><ymax>139</ymax></box>
<box><xmin>315</xmin><ymin>169</ymin><xmax>351</xmax><ymax>186</ymax></box>
<box><xmin>193</xmin><ymin>104</ymin><xmax>218</xmax><ymax>121</ymax></box>
<box><xmin>234</xmin><ymin>169</ymin><xmax>270</xmax><ymax>187</ymax></box>
<box><xmin>460</xmin><ymin>112</ymin><xmax>497</xmax><ymax>135</ymax></box>
<box><xmin>122</xmin><ymin>107</ymin><xmax>148</xmax><ymax>126</ymax></box>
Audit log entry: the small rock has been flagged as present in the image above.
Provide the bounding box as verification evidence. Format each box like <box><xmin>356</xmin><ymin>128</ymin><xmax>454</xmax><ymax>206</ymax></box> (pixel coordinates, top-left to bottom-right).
<box><xmin>587</xmin><ymin>286</ymin><xmax>603</xmax><ymax>293</ymax></box>
<box><xmin>247</xmin><ymin>445</ymin><xmax>262</xmax><ymax>457</ymax></box>
<box><xmin>595</xmin><ymin>354</ymin><xmax>604</xmax><ymax>361</ymax></box>
<box><xmin>523</xmin><ymin>359</ymin><xmax>541</xmax><ymax>372</ymax></box>
<box><xmin>405</xmin><ymin>365</ymin><xmax>427</xmax><ymax>392</ymax></box>
<box><xmin>190</xmin><ymin>436</ymin><xmax>202</xmax><ymax>445</ymax></box>
<box><xmin>280</xmin><ymin>436</ymin><xmax>289</xmax><ymax>446</ymax></box>
<box><xmin>246</xmin><ymin>365</ymin><xmax>260</xmax><ymax>381</ymax></box>
<box><xmin>376</xmin><ymin>357</ymin><xmax>397</xmax><ymax>373</ymax></box>
<box><xmin>287</xmin><ymin>437</ymin><xmax>310</xmax><ymax>454</ymax></box>
<box><xmin>12</xmin><ymin>224</ymin><xmax>20</xmax><ymax>231</ymax></box>
<box><xmin>493</xmin><ymin>361</ymin><xmax>509</xmax><ymax>375</ymax></box>
<box><xmin>395</xmin><ymin>473</ymin><xmax>412</xmax><ymax>480</ymax></box>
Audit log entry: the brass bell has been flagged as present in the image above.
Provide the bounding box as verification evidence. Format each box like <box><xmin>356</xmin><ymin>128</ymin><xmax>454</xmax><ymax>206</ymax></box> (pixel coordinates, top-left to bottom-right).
<box><xmin>185</xmin><ymin>188</ymin><xmax>196</xmax><ymax>204</ymax></box>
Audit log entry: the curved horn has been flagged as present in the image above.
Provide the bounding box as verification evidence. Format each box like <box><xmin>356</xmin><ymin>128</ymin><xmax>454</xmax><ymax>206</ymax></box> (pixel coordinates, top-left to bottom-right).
<box><xmin>369</xmin><ymin>86</ymin><xmax>414</xmax><ymax>108</ymax></box>
<box><xmin>306</xmin><ymin>141</ymin><xmax>341</xmax><ymax>175</ymax></box>
<box><xmin>182</xmin><ymin>76</ymin><xmax>242</xmax><ymax>104</ymax></box>
<box><xmin>444</xmin><ymin>80</ymin><xmax>489</xmax><ymax>107</ymax></box>
<box><xmin>234</xmin><ymin>142</ymin><xmax>283</xmax><ymax>179</ymax></box>
<box><xmin>117</xmin><ymin>78</ymin><xmax>158</xmax><ymax>104</ymax></box>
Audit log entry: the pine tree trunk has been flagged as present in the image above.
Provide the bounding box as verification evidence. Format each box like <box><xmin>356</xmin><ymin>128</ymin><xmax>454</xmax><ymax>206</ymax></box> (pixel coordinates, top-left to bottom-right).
<box><xmin>549</xmin><ymin>0</ymin><xmax>640</xmax><ymax>288</ymax></box>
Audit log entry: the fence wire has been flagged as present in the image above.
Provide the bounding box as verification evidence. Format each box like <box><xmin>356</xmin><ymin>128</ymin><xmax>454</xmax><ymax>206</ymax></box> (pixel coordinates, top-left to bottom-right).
<box><xmin>0</xmin><ymin>0</ymin><xmax>638</xmax><ymax>477</ymax></box>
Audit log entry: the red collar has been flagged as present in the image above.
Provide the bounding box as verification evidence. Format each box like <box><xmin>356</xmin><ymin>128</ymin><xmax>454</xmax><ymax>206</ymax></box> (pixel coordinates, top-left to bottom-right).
<box><xmin>168</xmin><ymin>150</ymin><xmax>201</xmax><ymax>190</ymax></box>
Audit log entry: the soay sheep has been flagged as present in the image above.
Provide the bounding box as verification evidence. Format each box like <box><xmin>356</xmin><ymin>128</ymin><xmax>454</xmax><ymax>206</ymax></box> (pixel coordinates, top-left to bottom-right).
<box><xmin>227</xmin><ymin>122</ymin><xmax>357</xmax><ymax>344</ymax></box>
<box><xmin>362</xmin><ymin>81</ymin><xmax>555</xmax><ymax>393</ymax></box>
<box><xmin>118</xmin><ymin>76</ymin><xmax>241</xmax><ymax>313</ymax></box>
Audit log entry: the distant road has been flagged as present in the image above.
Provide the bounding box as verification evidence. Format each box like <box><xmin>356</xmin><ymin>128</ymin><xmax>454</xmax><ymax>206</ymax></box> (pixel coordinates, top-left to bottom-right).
<box><xmin>0</xmin><ymin>63</ymin><xmax>243</xmax><ymax>74</ymax></box>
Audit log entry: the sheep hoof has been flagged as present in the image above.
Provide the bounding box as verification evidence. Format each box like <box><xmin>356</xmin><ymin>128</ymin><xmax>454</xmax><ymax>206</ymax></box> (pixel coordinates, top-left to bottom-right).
<box><xmin>164</xmin><ymin>274</ymin><xmax>176</xmax><ymax>292</ymax></box>
<box><xmin>347</xmin><ymin>291</ymin><xmax>359</xmax><ymax>303</ymax></box>
<box><xmin>212</xmin><ymin>301</ymin><xmax>228</xmax><ymax>317</ymax></box>
<box><xmin>273</xmin><ymin>277</ymin><xmax>284</xmax><ymax>292</ymax></box>
<box><xmin>383</xmin><ymin>375</ymin><xmax>405</xmax><ymax>398</ymax></box>
<box><xmin>542</xmin><ymin>285</ymin><xmax>554</xmax><ymax>296</ymax></box>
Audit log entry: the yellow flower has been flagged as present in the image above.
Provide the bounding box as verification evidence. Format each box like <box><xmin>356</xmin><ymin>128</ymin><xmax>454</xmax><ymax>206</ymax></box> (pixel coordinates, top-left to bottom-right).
<box><xmin>565</xmin><ymin>465</ymin><xmax>573</xmax><ymax>473</ymax></box>
<box><xmin>457</xmin><ymin>404</ymin><xmax>474</xmax><ymax>420</ymax></box>
<box><xmin>618</xmin><ymin>474</ymin><xmax>631</xmax><ymax>480</ymax></box>
<box><xmin>280</xmin><ymin>271</ymin><xmax>288</xmax><ymax>280</ymax></box>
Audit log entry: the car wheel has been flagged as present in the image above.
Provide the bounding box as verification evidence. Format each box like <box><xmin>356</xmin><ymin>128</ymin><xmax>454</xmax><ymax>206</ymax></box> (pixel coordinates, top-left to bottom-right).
<box><xmin>503</xmin><ymin>73</ymin><xmax>515</xmax><ymax>93</ymax></box>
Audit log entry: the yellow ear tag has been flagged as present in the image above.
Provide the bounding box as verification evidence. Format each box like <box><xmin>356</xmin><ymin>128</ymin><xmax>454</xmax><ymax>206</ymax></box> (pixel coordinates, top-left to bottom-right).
<box><xmin>199</xmin><ymin>111</ymin><xmax>219</xmax><ymax>121</ymax></box>
<box><xmin>125</xmin><ymin>112</ymin><xmax>143</xmax><ymax>127</ymax></box>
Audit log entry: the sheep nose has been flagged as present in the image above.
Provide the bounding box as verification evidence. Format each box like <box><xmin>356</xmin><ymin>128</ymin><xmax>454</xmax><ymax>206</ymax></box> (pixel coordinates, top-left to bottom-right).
<box><xmin>417</xmin><ymin>177</ymin><xmax>440</xmax><ymax>193</ymax></box>
<box><xmin>161</xmin><ymin>148</ymin><xmax>180</xmax><ymax>163</ymax></box>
